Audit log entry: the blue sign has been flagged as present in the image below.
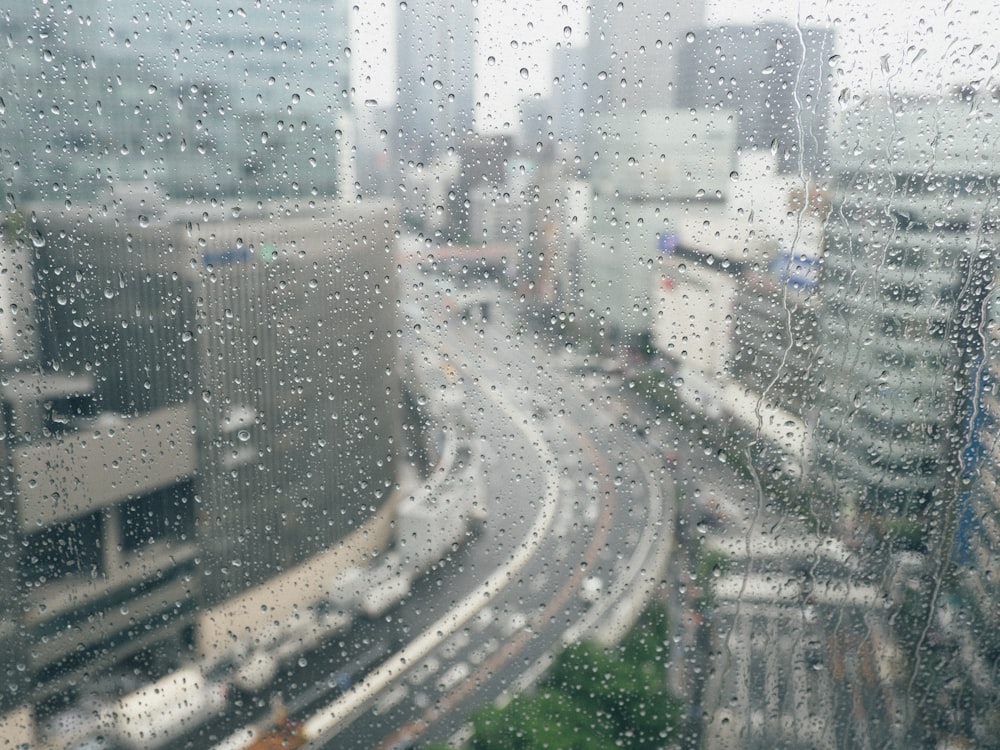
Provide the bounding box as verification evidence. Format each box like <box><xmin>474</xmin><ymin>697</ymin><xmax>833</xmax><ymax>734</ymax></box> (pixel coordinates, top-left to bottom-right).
<box><xmin>772</xmin><ymin>250</ymin><xmax>819</xmax><ymax>290</ymax></box>
<box><xmin>657</xmin><ymin>231</ymin><xmax>679</xmax><ymax>255</ymax></box>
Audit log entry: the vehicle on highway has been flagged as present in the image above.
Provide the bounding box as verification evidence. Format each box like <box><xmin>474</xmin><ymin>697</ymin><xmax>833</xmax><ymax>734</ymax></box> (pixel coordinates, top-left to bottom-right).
<box><xmin>580</xmin><ymin>575</ymin><xmax>605</xmax><ymax>605</ymax></box>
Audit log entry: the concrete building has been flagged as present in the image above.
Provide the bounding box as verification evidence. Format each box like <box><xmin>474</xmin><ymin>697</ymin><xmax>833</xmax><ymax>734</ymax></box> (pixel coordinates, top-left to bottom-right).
<box><xmin>675</xmin><ymin>23</ymin><xmax>835</xmax><ymax>177</ymax></box>
<box><xmin>10</xmin><ymin>202</ymin><xmax>202</xmax><ymax>712</ymax></box>
<box><xmin>815</xmin><ymin>91</ymin><xmax>997</xmax><ymax>523</ymax></box>
<box><xmin>1</xmin><ymin>198</ymin><xmax>402</xmax><ymax>739</ymax></box>
<box><xmin>953</xmin><ymin>287</ymin><xmax>1000</xmax><ymax>741</ymax></box>
<box><xmin>396</xmin><ymin>0</ymin><xmax>476</xmax><ymax>159</ymax></box>
<box><xmin>651</xmin><ymin>149</ymin><xmax>825</xmax><ymax>472</ymax></box>
<box><xmin>589</xmin><ymin>108</ymin><xmax>737</xmax><ymax>203</ymax></box>
<box><xmin>575</xmin><ymin>108</ymin><xmax>736</xmax><ymax>341</ymax></box>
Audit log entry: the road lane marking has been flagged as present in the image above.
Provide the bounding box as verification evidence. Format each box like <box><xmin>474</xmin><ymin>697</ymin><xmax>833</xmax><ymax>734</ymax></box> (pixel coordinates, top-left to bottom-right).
<box><xmin>472</xmin><ymin>608</ymin><xmax>493</xmax><ymax>631</ymax></box>
<box><xmin>468</xmin><ymin>637</ymin><xmax>499</xmax><ymax>666</ymax></box>
<box><xmin>296</xmin><ymin>351</ymin><xmax>562</xmax><ymax>746</ymax></box>
<box><xmin>437</xmin><ymin>662</ymin><xmax>471</xmax><ymax>693</ymax></box>
<box><xmin>375</xmin><ymin>397</ymin><xmax>624</xmax><ymax>750</ymax></box>
<box><xmin>441</xmin><ymin>631</ymin><xmax>470</xmax><ymax>659</ymax></box>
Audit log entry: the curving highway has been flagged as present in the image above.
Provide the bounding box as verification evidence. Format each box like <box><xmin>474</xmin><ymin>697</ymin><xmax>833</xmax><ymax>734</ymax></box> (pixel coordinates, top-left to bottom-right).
<box><xmin>204</xmin><ymin>270</ymin><xmax>675</xmax><ymax>750</ymax></box>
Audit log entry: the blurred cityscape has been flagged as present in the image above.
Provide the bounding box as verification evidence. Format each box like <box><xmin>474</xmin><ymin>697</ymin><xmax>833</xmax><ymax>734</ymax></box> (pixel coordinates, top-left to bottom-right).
<box><xmin>2</xmin><ymin>1</ymin><xmax>1000</xmax><ymax>748</ymax></box>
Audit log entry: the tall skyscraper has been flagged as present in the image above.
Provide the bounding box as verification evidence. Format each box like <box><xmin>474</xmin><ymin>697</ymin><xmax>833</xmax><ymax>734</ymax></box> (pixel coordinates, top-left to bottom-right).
<box><xmin>396</xmin><ymin>0</ymin><xmax>476</xmax><ymax>159</ymax></box>
<box><xmin>815</xmin><ymin>89</ymin><xmax>996</xmax><ymax>531</ymax></box>
<box><xmin>589</xmin><ymin>0</ymin><xmax>705</xmax><ymax>112</ymax></box>
<box><xmin>675</xmin><ymin>23</ymin><xmax>836</xmax><ymax>177</ymax></box>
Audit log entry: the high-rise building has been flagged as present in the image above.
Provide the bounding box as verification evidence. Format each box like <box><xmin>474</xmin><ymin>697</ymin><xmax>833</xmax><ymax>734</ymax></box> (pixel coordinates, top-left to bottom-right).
<box><xmin>545</xmin><ymin>46</ymin><xmax>593</xmax><ymax>156</ymax></box>
<box><xmin>396</xmin><ymin>0</ymin><xmax>476</xmax><ymax>159</ymax></box>
<box><xmin>815</xmin><ymin>90</ymin><xmax>997</xmax><ymax>528</ymax></box>
<box><xmin>675</xmin><ymin>23</ymin><xmax>836</xmax><ymax>177</ymax></box>
<box><xmin>589</xmin><ymin>0</ymin><xmax>705</xmax><ymax>112</ymax></box>
<box><xmin>0</xmin><ymin>210</ymin><xmax>202</xmax><ymax>711</ymax></box>
<box><xmin>956</xmin><ymin>285</ymin><xmax>1000</xmax><ymax>739</ymax></box>
<box><xmin>1</xmin><ymin>198</ymin><xmax>402</xmax><ymax>738</ymax></box>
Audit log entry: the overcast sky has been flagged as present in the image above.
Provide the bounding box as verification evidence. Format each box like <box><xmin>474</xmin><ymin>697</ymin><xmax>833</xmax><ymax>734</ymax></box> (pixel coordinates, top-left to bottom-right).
<box><xmin>351</xmin><ymin>0</ymin><xmax>1000</xmax><ymax>131</ymax></box>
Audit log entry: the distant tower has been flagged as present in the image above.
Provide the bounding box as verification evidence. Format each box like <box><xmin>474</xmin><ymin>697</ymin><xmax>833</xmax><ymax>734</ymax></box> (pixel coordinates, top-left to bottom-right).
<box><xmin>589</xmin><ymin>0</ymin><xmax>705</xmax><ymax>113</ymax></box>
<box><xmin>546</xmin><ymin>45</ymin><xmax>595</xmax><ymax>160</ymax></box>
<box><xmin>675</xmin><ymin>23</ymin><xmax>836</xmax><ymax>177</ymax></box>
<box><xmin>396</xmin><ymin>0</ymin><xmax>476</xmax><ymax>159</ymax></box>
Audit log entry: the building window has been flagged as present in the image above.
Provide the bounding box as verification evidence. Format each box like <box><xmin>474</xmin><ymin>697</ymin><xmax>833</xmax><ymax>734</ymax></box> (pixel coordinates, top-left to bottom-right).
<box><xmin>119</xmin><ymin>480</ymin><xmax>197</xmax><ymax>552</ymax></box>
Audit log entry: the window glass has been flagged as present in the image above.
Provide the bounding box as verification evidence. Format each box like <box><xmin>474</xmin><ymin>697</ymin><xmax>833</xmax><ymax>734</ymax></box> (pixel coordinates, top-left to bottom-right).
<box><xmin>3</xmin><ymin>1</ymin><xmax>1000</xmax><ymax>749</ymax></box>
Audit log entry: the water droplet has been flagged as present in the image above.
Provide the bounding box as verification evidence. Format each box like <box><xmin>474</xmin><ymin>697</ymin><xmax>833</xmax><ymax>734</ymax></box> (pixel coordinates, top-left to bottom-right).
<box><xmin>487</xmin><ymin>55</ymin><xmax>496</xmax><ymax>66</ymax></box>
<box><xmin>237</xmin><ymin>429</ymin><xmax>251</xmax><ymax>442</ymax></box>
<box><xmin>686</xmin><ymin>31</ymin><xmax>696</xmax><ymax>43</ymax></box>
<box><xmin>563</xmin><ymin>26</ymin><xmax>572</xmax><ymax>38</ymax></box>
<box><xmin>729</xmin><ymin>171</ymin><xmax>739</xmax><ymax>181</ymax></box>
<box><xmin>432</xmin><ymin>79</ymin><xmax>443</xmax><ymax>90</ymax></box>
<box><xmin>202</xmin><ymin>390</ymin><xmax>212</xmax><ymax>403</ymax></box>
<box><xmin>31</xmin><ymin>231</ymin><xmax>46</xmax><ymax>248</ymax></box>
<box><xmin>138</xmin><ymin>214</ymin><xmax>149</xmax><ymax>228</ymax></box>
<box><xmin>519</xmin><ymin>67</ymin><xmax>529</xmax><ymax>79</ymax></box>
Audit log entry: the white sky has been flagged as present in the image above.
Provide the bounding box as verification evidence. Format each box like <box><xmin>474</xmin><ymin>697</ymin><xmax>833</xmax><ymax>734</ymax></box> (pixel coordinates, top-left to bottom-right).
<box><xmin>352</xmin><ymin>0</ymin><xmax>1000</xmax><ymax>132</ymax></box>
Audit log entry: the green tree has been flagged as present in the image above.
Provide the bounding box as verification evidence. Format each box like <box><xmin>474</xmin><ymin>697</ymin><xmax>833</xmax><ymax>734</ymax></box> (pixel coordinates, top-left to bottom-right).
<box><xmin>470</xmin><ymin>691</ymin><xmax>616</xmax><ymax>750</ymax></box>
<box><xmin>439</xmin><ymin>602</ymin><xmax>681</xmax><ymax>750</ymax></box>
